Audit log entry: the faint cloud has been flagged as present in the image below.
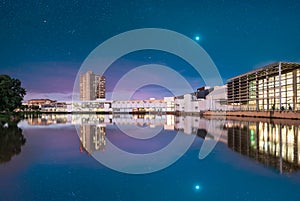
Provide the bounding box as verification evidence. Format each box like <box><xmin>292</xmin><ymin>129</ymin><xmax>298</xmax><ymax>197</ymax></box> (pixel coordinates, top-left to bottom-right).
<box><xmin>14</xmin><ymin>61</ymin><xmax>80</xmax><ymax>94</ymax></box>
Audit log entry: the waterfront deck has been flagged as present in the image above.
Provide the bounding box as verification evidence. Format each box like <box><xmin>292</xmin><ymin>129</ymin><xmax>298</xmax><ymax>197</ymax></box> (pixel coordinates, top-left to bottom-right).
<box><xmin>204</xmin><ymin>110</ymin><xmax>300</xmax><ymax>120</ymax></box>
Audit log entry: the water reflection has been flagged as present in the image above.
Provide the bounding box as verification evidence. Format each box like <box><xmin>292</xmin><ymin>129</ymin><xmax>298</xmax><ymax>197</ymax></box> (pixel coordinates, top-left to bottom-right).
<box><xmin>24</xmin><ymin>113</ymin><xmax>69</xmax><ymax>125</ymax></box>
<box><xmin>0</xmin><ymin>117</ymin><xmax>26</xmax><ymax>163</ymax></box>
<box><xmin>226</xmin><ymin>119</ymin><xmax>300</xmax><ymax>173</ymax></box>
<box><xmin>79</xmin><ymin>125</ymin><xmax>106</xmax><ymax>153</ymax></box>
<box><xmin>21</xmin><ymin>114</ymin><xmax>300</xmax><ymax>173</ymax></box>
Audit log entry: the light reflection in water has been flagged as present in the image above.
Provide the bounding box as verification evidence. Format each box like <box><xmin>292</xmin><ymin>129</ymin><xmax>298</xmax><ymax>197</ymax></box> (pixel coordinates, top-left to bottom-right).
<box><xmin>22</xmin><ymin>114</ymin><xmax>300</xmax><ymax>173</ymax></box>
<box><xmin>79</xmin><ymin>125</ymin><xmax>106</xmax><ymax>153</ymax></box>
<box><xmin>226</xmin><ymin>120</ymin><xmax>300</xmax><ymax>173</ymax></box>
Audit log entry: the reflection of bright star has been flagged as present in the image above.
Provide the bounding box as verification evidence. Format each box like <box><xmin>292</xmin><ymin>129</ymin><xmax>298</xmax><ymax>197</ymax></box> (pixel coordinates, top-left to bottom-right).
<box><xmin>195</xmin><ymin>36</ymin><xmax>200</xmax><ymax>41</ymax></box>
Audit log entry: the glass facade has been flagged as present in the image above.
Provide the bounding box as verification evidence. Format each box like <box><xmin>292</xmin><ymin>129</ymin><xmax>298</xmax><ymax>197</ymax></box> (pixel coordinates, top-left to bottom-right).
<box><xmin>227</xmin><ymin>62</ymin><xmax>300</xmax><ymax>111</ymax></box>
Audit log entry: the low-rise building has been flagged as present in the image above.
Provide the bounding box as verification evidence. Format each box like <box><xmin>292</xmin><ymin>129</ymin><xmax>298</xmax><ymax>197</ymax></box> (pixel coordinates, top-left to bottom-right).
<box><xmin>112</xmin><ymin>98</ymin><xmax>168</xmax><ymax>113</ymax></box>
<box><xmin>174</xmin><ymin>85</ymin><xmax>227</xmax><ymax>113</ymax></box>
<box><xmin>72</xmin><ymin>100</ymin><xmax>112</xmax><ymax>113</ymax></box>
<box><xmin>25</xmin><ymin>99</ymin><xmax>56</xmax><ymax>108</ymax></box>
<box><xmin>199</xmin><ymin>85</ymin><xmax>227</xmax><ymax>111</ymax></box>
<box><xmin>41</xmin><ymin>102</ymin><xmax>69</xmax><ymax>112</ymax></box>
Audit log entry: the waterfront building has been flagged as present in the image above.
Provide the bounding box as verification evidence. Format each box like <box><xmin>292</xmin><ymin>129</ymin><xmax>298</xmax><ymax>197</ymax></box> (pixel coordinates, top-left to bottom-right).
<box><xmin>41</xmin><ymin>102</ymin><xmax>69</xmax><ymax>112</ymax></box>
<box><xmin>198</xmin><ymin>85</ymin><xmax>227</xmax><ymax>111</ymax></box>
<box><xmin>112</xmin><ymin>98</ymin><xmax>169</xmax><ymax>113</ymax></box>
<box><xmin>80</xmin><ymin>71</ymin><xmax>106</xmax><ymax>101</ymax></box>
<box><xmin>25</xmin><ymin>99</ymin><xmax>56</xmax><ymax>108</ymax></box>
<box><xmin>164</xmin><ymin>97</ymin><xmax>175</xmax><ymax>112</ymax></box>
<box><xmin>175</xmin><ymin>93</ymin><xmax>199</xmax><ymax>114</ymax></box>
<box><xmin>24</xmin><ymin>99</ymin><xmax>72</xmax><ymax>113</ymax></box>
<box><xmin>227</xmin><ymin>62</ymin><xmax>300</xmax><ymax>111</ymax></box>
<box><xmin>196</xmin><ymin>86</ymin><xmax>212</xmax><ymax>99</ymax></box>
<box><xmin>174</xmin><ymin>86</ymin><xmax>227</xmax><ymax>113</ymax></box>
<box><xmin>205</xmin><ymin>85</ymin><xmax>227</xmax><ymax>111</ymax></box>
<box><xmin>72</xmin><ymin>100</ymin><xmax>112</xmax><ymax>113</ymax></box>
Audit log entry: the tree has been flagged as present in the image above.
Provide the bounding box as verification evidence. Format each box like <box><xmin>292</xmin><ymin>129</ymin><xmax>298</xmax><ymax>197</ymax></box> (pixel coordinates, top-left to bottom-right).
<box><xmin>0</xmin><ymin>75</ymin><xmax>26</xmax><ymax>112</ymax></box>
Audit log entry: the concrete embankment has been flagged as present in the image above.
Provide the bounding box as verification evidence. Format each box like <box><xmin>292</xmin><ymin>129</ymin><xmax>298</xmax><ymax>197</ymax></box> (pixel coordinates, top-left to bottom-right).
<box><xmin>203</xmin><ymin>110</ymin><xmax>300</xmax><ymax>120</ymax></box>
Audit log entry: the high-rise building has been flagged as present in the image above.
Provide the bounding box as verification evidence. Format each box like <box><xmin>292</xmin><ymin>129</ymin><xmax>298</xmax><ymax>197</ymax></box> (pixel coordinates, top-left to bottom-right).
<box><xmin>96</xmin><ymin>75</ymin><xmax>106</xmax><ymax>99</ymax></box>
<box><xmin>80</xmin><ymin>71</ymin><xmax>106</xmax><ymax>101</ymax></box>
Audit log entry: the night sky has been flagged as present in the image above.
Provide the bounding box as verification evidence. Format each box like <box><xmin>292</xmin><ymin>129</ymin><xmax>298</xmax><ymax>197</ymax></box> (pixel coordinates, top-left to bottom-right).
<box><xmin>1</xmin><ymin>0</ymin><xmax>300</xmax><ymax>101</ymax></box>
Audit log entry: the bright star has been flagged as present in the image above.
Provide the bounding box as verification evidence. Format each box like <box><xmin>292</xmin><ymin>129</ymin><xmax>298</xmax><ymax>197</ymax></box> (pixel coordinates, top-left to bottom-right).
<box><xmin>195</xmin><ymin>185</ymin><xmax>200</xmax><ymax>190</ymax></box>
<box><xmin>195</xmin><ymin>36</ymin><xmax>200</xmax><ymax>41</ymax></box>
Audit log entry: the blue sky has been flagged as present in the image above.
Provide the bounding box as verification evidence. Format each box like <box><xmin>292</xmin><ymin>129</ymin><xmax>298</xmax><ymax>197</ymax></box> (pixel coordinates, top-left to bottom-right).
<box><xmin>0</xmin><ymin>0</ymin><xmax>300</xmax><ymax>101</ymax></box>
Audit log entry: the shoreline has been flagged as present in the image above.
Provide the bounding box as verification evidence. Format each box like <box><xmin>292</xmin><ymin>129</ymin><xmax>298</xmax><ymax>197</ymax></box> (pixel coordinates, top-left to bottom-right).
<box><xmin>203</xmin><ymin>110</ymin><xmax>300</xmax><ymax>120</ymax></box>
<box><xmin>2</xmin><ymin>110</ymin><xmax>300</xmax><ymax>120</ymax></box>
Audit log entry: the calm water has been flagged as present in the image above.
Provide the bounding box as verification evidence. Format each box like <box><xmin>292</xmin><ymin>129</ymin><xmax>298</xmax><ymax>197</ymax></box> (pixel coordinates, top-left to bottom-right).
<box><xmin>1</xmin><ymin>114</ymin><xmax>300</xmax><ymax>201</ymax></box>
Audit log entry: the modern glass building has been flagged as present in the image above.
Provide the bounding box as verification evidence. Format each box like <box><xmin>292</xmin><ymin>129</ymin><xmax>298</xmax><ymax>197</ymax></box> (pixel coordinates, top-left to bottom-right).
<box><xmin>227</xmin><ymin>62</ymin><xmax>300</xmax><ymax>111</ymax></box>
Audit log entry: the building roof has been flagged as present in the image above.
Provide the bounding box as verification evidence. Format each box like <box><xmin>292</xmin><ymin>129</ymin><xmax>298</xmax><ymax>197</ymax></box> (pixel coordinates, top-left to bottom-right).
<box><xmin>227</xmin><ymin>62</ymin><xmax>300</xmax><ymax>82</ymax></box>
<box><xmin>27</xmin><ymin>99</ymin><xmax>56</xmax><ymax>103</ymax></box>
<box><xmin>115</xmin><ymin>99</ymin><xmax>164</xmax><ymax>103</ymax></box>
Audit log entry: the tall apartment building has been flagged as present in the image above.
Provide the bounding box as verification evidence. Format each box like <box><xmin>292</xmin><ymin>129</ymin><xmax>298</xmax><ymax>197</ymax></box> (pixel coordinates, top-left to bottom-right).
<box><xmin>80</xmin><ymin>71</ymin><xmax>106</xmax><ymax>101</ymax></box>
<box><xmin>96</xmin><ymin>75</ymin><xmax>106</xmax><ymax>99</ymax></box>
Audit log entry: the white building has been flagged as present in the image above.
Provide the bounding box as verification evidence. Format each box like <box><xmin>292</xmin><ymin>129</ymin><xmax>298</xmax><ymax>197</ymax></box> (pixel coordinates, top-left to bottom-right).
<box><xmin>175</xmin><ymin>93</ymin><xmax>200</xmax><ymax>114</ymax></box>
<box><xmin>112</xmin><ymin>97</ymin><xmax>175</xmax><ymax>114</ymax></box>
<box><xmin>72</xmin><ymin>100</ymin><xmax>112</xmax><ymax>113</ymax></box>
<box><xmin>173</xmin><ymin>85</ymin><xmax>227</xmax><ymax>113</ymax></box>
<box><xmin>198</xmin><ymin>85</ymin><xmax>227</xmax><ymax>111</ymax></box>
<box><xmin>38</xmin><ymin>85</ymin><xmax>227</xmax><ymax>114</ymax></box>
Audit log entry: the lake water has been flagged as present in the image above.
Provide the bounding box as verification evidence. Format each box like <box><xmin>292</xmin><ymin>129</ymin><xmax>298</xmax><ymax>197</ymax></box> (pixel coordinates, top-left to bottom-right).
<box><xmin>1</xmin><ymin>114</ymin><xmax>300</xmax><ymax>201</ymax></box>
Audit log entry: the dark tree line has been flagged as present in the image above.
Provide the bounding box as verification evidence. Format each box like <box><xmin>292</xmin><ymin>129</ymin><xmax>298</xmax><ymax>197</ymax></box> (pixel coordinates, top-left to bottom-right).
<box><xmin>0</xmin><ymin>75</ymin><xmax>27</xmax><ymax>162</ymax></box>
<box><xmin>0</xmin><ymin>75</ymin><xmax>26</xmax><ymax>112</ymax></box>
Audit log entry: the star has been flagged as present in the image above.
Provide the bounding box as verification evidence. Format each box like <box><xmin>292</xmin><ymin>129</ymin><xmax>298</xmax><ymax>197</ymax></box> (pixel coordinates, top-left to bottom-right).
<box><xmin>43</xmin><ymin>19</ymin><xmax>47</xmax><ymax>23</ymax></box>
<box><xmin>195</xmin><ymin>36</ymin><xmax>200</xmax><ymax>41</ymax></box>
<box><xmin>194</xmin><ymin>184</ymin><xmax>201</xmax><ymax>191</ymax></box>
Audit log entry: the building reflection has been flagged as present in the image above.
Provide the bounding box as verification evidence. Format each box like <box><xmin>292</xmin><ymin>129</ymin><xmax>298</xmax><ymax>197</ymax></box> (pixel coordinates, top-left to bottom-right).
<box><xmin>72</xmin><ymin>114</ymin><xmax>112</xmax><ymax>125</ymax></box>
<box><xmin>22</xmin><ymin>114</ymin><xmax>300</xmax><ymax>173</ymax></box>
<box><xmin>79</xmin><ymin>125</ymin><xmax>106</xmax><ymax>154</ymax></box>
<box><xmin>226</xmin><ymin>121</ymin><xmax>300</xmax><ymax>173</ymax></box>
<box><xmin>174</xmin><ymin>116</ymin><xmax>227</xmax><ymax>144</ymax></box>
<box><xmin>25</xmin><ymin>114</ymin><xmax>68</xmax><ymax>125</ymax></box>
<box><xmin>112</xmin><ymin>114</ymin><xmax>167</xmax><ymax>128</ymax></box>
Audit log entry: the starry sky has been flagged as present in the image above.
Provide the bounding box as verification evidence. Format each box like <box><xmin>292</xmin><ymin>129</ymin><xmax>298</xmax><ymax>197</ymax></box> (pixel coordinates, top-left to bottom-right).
<box><xmin>1</xmin><ymin>0</ymin><xmax>300</xmax><ymax>101</ymax></box>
